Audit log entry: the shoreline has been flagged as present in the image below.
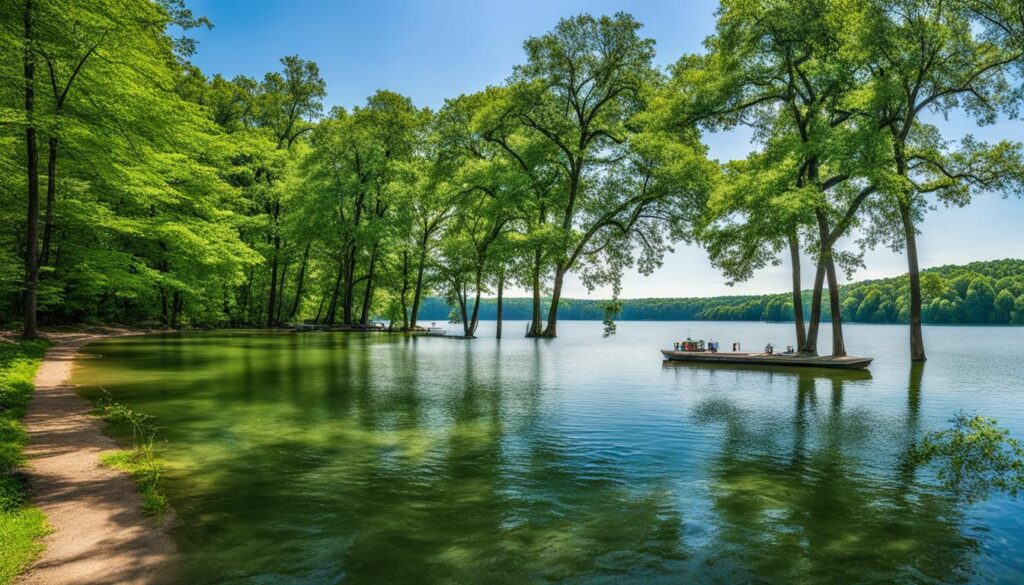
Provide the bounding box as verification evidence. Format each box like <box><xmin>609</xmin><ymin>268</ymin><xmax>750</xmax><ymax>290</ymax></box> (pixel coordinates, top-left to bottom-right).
<box><xmin>16</xmin><ymin>332</ymin><xmax>176</xmax><ymax>585</ymax></box>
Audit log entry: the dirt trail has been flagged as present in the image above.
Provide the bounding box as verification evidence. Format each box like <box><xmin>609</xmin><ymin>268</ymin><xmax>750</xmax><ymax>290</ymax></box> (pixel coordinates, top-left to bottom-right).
<box><xmin>16</xmin><ymin>333</ymin><xmax>176</xmax><ymax>585</ymax></box>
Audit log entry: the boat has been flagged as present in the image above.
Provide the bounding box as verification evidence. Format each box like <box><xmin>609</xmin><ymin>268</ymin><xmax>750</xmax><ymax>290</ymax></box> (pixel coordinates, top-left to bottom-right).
<box><xmin>660</xmin><ymin>349</ymin><xmax>872</xmax><ymax>370</ymax></box>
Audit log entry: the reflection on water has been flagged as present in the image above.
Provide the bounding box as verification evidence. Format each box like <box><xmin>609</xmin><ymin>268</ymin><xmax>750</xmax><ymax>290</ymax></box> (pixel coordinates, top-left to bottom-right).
<box><xmin>692</xmin><ymin>370</ymin><xmax>975</xmax><ymax>583</ymax></box>
<box><xmin>72</xmin><ymin>321</ymin><xmax>1024</xmax><ymax>584</ymax></box>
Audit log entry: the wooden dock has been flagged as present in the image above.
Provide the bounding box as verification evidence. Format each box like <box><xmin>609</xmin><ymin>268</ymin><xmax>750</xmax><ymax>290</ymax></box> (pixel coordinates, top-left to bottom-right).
<box><xmin>660</xmin><ymin>350</ymin><xmax>872</xmax><ymax>370</ymax></box>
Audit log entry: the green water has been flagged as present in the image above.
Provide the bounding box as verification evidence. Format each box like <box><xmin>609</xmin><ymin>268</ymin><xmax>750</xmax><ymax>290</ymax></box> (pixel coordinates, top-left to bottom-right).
<box><xmin>72</xmin><ymin>322</ymin><xmax>1024</xmax><ymax>584</ymax></box>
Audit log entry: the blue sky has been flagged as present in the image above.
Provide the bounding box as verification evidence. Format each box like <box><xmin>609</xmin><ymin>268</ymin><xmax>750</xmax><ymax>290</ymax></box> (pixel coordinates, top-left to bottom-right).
<box><xmin>185</xmin><ymin>0</ymin><xmax>1024</xmax><ymax>298</ymax></box>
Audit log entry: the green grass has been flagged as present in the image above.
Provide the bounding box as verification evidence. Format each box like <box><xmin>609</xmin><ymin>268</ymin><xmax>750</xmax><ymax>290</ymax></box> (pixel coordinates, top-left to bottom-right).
<box><xmin>99</xmin><ymin>450</ymin><xmax>167</xmax><ymax>515</ymax></box>
<box><xmin>0</xmin><ymin>339</ymin><xmax>51</xmax><ymax>585</ymax></box>
<box><xmin>93</xmin><ymin>394</ymin><xmax>168</xmax><ymax>516</ymax></box>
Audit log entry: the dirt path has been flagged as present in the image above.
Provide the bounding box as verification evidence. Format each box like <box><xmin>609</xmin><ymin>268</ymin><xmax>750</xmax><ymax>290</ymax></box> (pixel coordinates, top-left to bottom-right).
<box><xmin>16</xmin><ymin>333</ymin><xmax>176</xmax><ymax>585</ymax></box>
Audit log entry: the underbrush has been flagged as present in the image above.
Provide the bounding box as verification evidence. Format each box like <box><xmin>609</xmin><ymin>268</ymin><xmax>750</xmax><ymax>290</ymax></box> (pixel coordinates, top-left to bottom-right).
<box><xmin>0</xmin><ymin>339</ymin><xmax>50</xmax><ymax>585</ymax></box>
<box><xmin>92</xmin><ymin>393</ymin><xmax>168</xmax><ymax>515</ymax></box>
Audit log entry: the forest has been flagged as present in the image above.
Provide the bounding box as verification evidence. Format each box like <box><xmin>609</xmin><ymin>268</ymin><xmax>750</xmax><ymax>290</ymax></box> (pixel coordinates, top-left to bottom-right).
<box><xmin>3</xmin><ymin>0</ymin><xmax>1024</xmax><ymax>361</ymax></box>
<box><xmin>419</xmin><ymin>259</ymin><xmax>1024</xmax><ymax>325</ymax></box>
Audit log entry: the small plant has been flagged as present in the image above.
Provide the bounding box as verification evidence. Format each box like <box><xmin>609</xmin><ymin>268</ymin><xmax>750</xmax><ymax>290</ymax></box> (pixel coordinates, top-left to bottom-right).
<box><xmin>910</xmin><ymin>411</ymin><xmax>1024</xmax><ymax>503</ymax></box>
<box><xmin>92</xmin><ymin>391</ymin><xmax>167</xmax><ymax>515</ymax></box>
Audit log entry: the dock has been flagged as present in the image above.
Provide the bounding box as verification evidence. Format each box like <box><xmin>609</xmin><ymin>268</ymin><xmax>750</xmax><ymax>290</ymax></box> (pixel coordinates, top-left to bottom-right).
<box><xmin>660</xmin><ymin>350</ymin><xmax>872</xmax><ymax>370</ymax></box>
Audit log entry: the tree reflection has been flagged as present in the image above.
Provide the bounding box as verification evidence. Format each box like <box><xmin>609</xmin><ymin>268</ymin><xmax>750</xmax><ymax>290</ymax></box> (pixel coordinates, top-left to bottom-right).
<box><xmin>692</xmin><ymin>370</ymin><xmax>978</xmax><ymax>583</ymax></box>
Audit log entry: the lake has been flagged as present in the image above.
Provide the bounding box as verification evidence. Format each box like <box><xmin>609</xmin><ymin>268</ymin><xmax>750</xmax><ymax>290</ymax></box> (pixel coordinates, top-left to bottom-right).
<box><xmin>71</xmin><ymin>321</ymin><xmax>1024</xmax><ymax>584</ymax></box>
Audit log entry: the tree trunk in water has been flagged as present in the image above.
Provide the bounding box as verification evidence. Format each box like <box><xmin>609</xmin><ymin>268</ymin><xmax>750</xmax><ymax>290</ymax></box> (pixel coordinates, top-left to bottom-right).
<box><xmin>813</xmin><ymin>208</ymin><xmax>846</xmax><ymax>357</ymax></box>
<box><xmin>266</xmin><ymin>235</ymin><xmax>280</xmax><ymax>327</ymax></box>
<box><xmin>41</xmin><ymin>136</ymin><xmax>57</xmax><ymax>266</ymax></box>
<box><xmin>314</xmin><ymin>288</ymin><xmax>327</xmax><ymax>324</ymax></box>
<box><xmin>409</xmin><ymin>247</ymin><xmax>427</xmax><ymax>328</ymax></box>
<box><xmin>287</xmin><ymin>243</ymin><xmax>311</xmax><ymax>320</ymax></box>
<box><xmin>21</xmin><ymin>0</ymin><xmax>39</xmax><ymax>340</ymax></box>
<box><xmin>398</xmin><ymin>251</ymin><xmax>410</xmax><ymax>330</ymax></box>
<box><xmin>466</xmin><ymin>270</ymin><xmax>483</xmax><ymax>338</ymax></box>
<box><xmin>496</xmin><ymin>272</ymin><xmax>504</xmax><ymax>339</ymax></box>
<box><xmin>788</xmin><ymin>232</ymin><xmax>807</xmax><ymax>350</ymax></box>
<box><xmin>456</xmin><ymin>283</ymin><xmax>469</xmax><ymax>336</ymax></box>
<box><xmin>542</xmin><ymin>265</ymin><xmax>565</xmax><ymax>338</ymax></box>
<box><xmin>825</xmin><ymin>256</ymin><xmax>846</xmax><ymax>357</ymax></box>
<box><xmin>275</xmin><ymin>261</ymin><xmax>289</xmax><ymax>324</ymax></box>
<box><xmin>359</xmin><ymin>246</ymin><xmax>378</xmax><ymax>327</ymax></box>
<box><xmin>467</xmin><ymin>289</ymin><xmax>482</xmax><ymax>338</ymax></box>
<box><xmin>803</xmin><ymin>258</ymin><xmax>825</xmax><ymax>354</ymax></box>
<box><xmin>527</xmin><ymin>248</ymin><xmax>543</xmax><ymax>337</ymax></box>
<box><xmin>901</xmin><ymin>201</ymin><xmax>926</xmax><ymax>361</ymax></box>
<box><xmin>325</xmin><ymin>260</ymin><xmax>344</xmax><ymax>325</ymax></box>
<box><xmin>342</xmin><ymin>241</ymin><xmax>359</xmax><ymax>325</ymax></box>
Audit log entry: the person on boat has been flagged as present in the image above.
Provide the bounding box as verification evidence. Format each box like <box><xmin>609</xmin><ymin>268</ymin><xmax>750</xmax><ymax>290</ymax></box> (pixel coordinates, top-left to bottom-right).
<box><xmin>765</xmin><ymin>343</ymin><xmax>774</xmax><ymax>355</ymax></box>
<box><xmin>708</xmin><ymin>340</ymin><xmax>718</xmax><ymax>353</ymax></box>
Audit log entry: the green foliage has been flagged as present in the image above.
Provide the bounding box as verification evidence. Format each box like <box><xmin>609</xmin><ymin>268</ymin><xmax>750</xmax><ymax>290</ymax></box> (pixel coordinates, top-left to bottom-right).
<box><xmin>0</xmin><ymin>0</ymin><xmax>1021</xmax><ymax>348</ymax></box>
<box><xmin>0</xmin><ymin>340</ymin><xmax>49</xmax><ymax>584</ymax></box>
<box><xmin>910</xmin><ymin>412</ymin><xmax>1024</xmax><ymax>503</ymax></box>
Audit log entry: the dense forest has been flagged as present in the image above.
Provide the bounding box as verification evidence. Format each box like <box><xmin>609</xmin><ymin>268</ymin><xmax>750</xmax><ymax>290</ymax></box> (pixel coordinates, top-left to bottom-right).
<box><xmin>2</xmin><ymin>1</ymin><xmax>1023</xmax><ymax>360</ymax></box>
<box><xmin>418</xmin><ymin>259</ymin><xmax>1024</xmax><ymax>325</ymax></box>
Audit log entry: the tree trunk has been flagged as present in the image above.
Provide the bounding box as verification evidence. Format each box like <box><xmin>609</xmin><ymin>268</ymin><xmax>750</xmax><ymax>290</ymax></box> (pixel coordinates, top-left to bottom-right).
<box><xmin>527</xmin><ymin>247</ymin><xmax>543</xmax><ymax>337</ymax></box>
<box><xmin>325</xmin><ymin>259</ymin><xmax>344</xmax><ymax>325</ymax></box>
<box><xmin>788</xmin><ymin>232</ymin><xmax>807</xmax><ymax>350</ymax></box>
<box><xmin>266</xmin><ymin>234</ymin><xmax>280</xmax><ymax>327</ymax></box>
<box><xmin>467</xmin><ymin>289</ymin><xmax>482</xmax><ymax>338</ymax></box>
<box><xmin>275</xmin><ymin>261</ymin><xmax>289</xmax><ymax>324</ymax></box>
<box><xmin>496</xmin><ymin>271</ymin><xmax>504</xmax><ymax>339</ymax></box>
<box><xmin>901</xmin><ymin>201</ymin><xmax>926</xmax><ymax>361</ymax></box>
<box><xmin>359</xmin><ymin>246</ymin><xmax>378</xmax><ymax>326</ymax></box>
<box><xmin>398</xmin><ymin>250</ymin><xmax>410</xmax><ymax>330</ymax></box>
<box><xmin>455</xmin><ymin>282</ymin><xmax>470</xmax><ymax>335</ymax></box>
<box><xmin>825</xmin><ymin>255</ymin><xmax>845</xmax><ymax>357</ymax></box>
<box><xmin>342</xmin><ymin>243</ymin><xmax>357</xmax><ymax>325</ymax></box>
<box><xmin>466</xmin><ymin>270</ymin><xmax>483</xmax><ymax>338</ymax></box>
<box><xmin>287</xmin><ymin>243</ymin><xmax>311</xmax><ymax>320</ymax></box>
<box><xmin>21</xmin><ymin>0</ymin><xmax>39</xmax><ymax>340</ymax></box>
<box><xmin>815</xmin><ymin>209</ymin><xmax>846</xmax><ymax>357</ymax></box>
<box><xmin>803</xmin><ymin>258</ymin><xmax>825</xmax><ymax>354</ymax></box>
<box><xmin>409</xmin><ymin>247</ymin><xmax>428</xmax><ymax>328</ymax></box>
<box><xmin>542</xmin><ymin>264</ymin><xmax>565</xmax><ymax>338</ymax></box>
<box><xmin>41</xmin><ymin>136</ymin><xmax>57</xmax><ymax>266</ymax></box>
<box><xmin>314</xmin><ymin>287</ymin><xmax>327</xmax><ymax>324</ymax></box>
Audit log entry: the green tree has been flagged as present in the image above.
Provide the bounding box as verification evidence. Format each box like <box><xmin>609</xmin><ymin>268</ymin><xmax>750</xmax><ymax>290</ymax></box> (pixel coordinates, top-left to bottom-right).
<box><xmin>505</xmin><ymin>13</ymin><xmax>710</xmax><ymax>337</ymax></box>
<box><xmin>857</xmin><ymin>0</ymin><xmax>1024</xmax><ymax>360</ymax></box>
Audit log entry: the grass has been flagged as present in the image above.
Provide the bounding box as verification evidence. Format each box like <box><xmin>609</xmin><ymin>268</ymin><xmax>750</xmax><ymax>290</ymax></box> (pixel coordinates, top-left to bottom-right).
<box><xmin>0</xmin><ymin>338</ymin><xmax>51</xmax><ymax>585</ymax></box>
<box><xmin>92</xmin><ymin>393</ymin><xmax>168</xmax><ymax>516</ymax></box>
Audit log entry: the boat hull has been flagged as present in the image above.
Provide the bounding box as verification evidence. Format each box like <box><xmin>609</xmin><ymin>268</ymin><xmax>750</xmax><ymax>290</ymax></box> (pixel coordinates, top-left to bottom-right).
<box><xmin>660</xmin><ymin>350</ymin><xmax>872</xmax><ymax>370</ymax></box>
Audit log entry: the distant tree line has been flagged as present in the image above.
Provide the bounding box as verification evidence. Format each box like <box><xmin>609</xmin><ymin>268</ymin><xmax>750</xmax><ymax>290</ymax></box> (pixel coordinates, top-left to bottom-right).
<box><xmin>418</xmin><ymin>260</ymin><xmax>1024</xmax><ymax>325</ymax></box>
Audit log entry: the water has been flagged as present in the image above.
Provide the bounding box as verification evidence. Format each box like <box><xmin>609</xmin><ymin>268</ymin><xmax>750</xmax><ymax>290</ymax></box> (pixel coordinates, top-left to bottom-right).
<box><xmin>71</xmin><ymin>321</ymin><xmax>1024</xmax><ymax>584</ymax></box>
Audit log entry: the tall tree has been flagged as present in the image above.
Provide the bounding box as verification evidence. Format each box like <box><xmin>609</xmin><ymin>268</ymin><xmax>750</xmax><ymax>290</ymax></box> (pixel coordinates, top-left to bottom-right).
<box><xmin>679</xmin><ymin>0</ymin><xmax>886</xmax><ymax>356</ymax></box>
<box><xmin>858</xmin><ymin>0</ymin><xmax>1024</xmax><ymax>360</ymax></box>
<box><xmin>508</xmin><ymin>13</ymin><xmax>709</xmax><ymax>337</ymax></box>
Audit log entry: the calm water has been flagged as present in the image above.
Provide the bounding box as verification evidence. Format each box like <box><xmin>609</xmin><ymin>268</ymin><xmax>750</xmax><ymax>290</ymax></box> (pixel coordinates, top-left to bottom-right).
<box><xmin>71</xmin><ymin>322</ymin><xmax>1024</xmax><ymax>584</ymax></box>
